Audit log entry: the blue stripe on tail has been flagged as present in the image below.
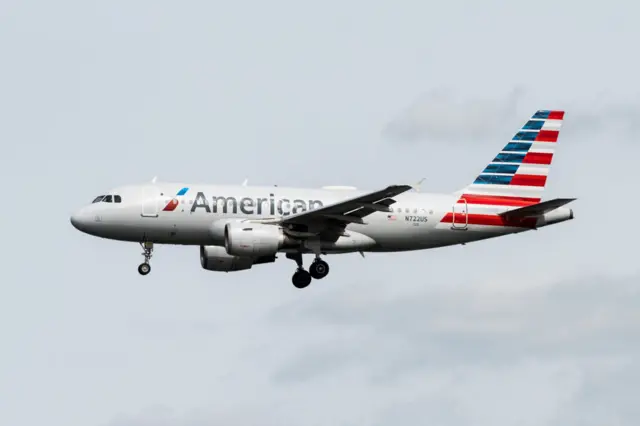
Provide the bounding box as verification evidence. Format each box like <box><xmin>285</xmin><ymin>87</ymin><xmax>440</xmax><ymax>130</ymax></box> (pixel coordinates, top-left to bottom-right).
<box><xmin>482</xmin><ymin>164</ymin><xmax>520</xmax><ymax>174</ymax></box>
<box><xmin>503</xmin><ymin>142</ymin><xmax>532</xmax><ymax>152</ymax></box>
<box><xmin>473</xmin><ymin>174</ymin><xmax>513</xmax><ymax>185</ymax></box>
<box><xmin>492</xmin><ymin>153</ymin><xmax>526</xmax><ymax>163</ymax></box>
<box><xmin>522</xmin><ymin>120</ymin><xmax>544</xmax><ymax>130</ymax></box>
<box><xmin>512</xmin><ymin>131</ymin><xmax>538</xmax><ymax>141</ymax></box>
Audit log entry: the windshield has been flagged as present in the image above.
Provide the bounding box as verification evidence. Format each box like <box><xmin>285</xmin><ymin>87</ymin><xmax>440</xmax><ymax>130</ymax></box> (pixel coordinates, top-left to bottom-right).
<box><xmin>91</xmin><ymin>194</ymin><xmax>122</xmax><ymax>203</ymax></box>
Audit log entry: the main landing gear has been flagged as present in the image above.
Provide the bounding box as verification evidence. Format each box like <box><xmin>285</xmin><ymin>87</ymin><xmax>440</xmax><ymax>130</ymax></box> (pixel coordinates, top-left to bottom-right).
<box><xmin>287</xmin><ymin>253</ymin><xmax>330</xmax><ymax>289</ymax></box>
<box><xmin>138</xmin><ymin>242</ymin><xmax>153</xmax><ymax>276</ymax></box>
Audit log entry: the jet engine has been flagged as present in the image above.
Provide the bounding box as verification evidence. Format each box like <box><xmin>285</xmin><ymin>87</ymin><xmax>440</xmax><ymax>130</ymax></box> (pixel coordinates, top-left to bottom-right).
<box><xmin>199</xmin><ymin>245</ymin><xmax>275</xmax><ymax>272</ymax></box>
<box><xmin>224</xmin><ymin>222</ymin><xmax>289</xmax><ymax>257</ymax></box>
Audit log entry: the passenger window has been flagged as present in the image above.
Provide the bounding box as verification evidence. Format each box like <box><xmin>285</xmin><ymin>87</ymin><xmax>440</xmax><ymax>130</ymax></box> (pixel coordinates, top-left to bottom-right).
<box><xmin>114</xmin><ymin>195</ymin><xmax>122</xmax><ymax>203</ymax></box>
<box><xmin>103</xmin><ymin>195</ymin><xmax>113</xmax><ymax>203</ymax></box>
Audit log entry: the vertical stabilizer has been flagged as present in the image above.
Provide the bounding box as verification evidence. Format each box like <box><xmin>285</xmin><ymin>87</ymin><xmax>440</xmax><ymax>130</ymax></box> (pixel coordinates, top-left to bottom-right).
<box><xmin>460</xmin><ymin>109</ymin><xmax>565</xmax><ymax>207</ymax></box>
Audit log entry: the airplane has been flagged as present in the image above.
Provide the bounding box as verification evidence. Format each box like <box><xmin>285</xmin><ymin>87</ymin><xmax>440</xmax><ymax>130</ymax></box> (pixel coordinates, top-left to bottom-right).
<box><xmin>70</xmin><ymin>109</ymin><xmax>575</xmax><ymax>289</ymax></box>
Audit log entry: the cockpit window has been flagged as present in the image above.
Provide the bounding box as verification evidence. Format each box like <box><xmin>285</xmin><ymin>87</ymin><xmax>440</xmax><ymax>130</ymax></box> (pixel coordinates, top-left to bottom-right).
<box><xmin>91</xmin><ymin>194</ymin><xmax>122</xmax><ymax>203</ymax></box>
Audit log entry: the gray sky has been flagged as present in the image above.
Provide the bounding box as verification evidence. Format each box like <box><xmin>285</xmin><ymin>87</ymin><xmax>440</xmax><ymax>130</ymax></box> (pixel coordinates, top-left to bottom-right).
<box><xmin>1</xmin><ymin>0</ymin><xmax>639</xmax><ymax>425</ymax></box>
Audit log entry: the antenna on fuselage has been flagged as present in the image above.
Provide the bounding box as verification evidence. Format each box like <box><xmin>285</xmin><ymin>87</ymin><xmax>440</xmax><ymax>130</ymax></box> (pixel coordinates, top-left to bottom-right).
<box><xmin>242</xmin><ymin>178</ymin><xmax>248</xmax><ymax>186</ymax></box>
<box><xmin>151</xmin><ymin>176</ymin><xmax>158</xmax><ymax>184</ymax></box>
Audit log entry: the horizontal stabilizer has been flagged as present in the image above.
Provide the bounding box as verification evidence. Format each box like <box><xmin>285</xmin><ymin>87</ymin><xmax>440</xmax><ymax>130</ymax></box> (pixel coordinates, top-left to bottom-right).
<box><xmin>499</xmin><ymin>198</ymin><xmax>576</xmax><ymax>219</ymax></box>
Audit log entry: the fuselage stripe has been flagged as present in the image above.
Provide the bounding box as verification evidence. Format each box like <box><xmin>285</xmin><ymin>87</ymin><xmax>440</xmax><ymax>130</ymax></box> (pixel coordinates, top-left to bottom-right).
<box><xmin>439</xmin><ymin>212</ymin><xmax>538</xmax><ymax>228</ymax></box>
<box><xmin>458</xmin><ymin>194</ymin><xmax>540</xmax><ymax>206</ymax></box>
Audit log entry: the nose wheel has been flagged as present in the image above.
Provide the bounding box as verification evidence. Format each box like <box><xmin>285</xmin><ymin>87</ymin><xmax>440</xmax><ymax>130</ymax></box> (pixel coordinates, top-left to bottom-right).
<box><xmin>286</xmin><ymin>253</ymin><xmax>330</xmax><ymax>288</ymax></box>
<box><xmin>138</xmin><ymin>262</ymin><xmax>151</xmax><ymax>275</ymax></box>
<box><xmin>138</xmin><ymin>242</ymin><xmax>153</xmax><ymax>276</ymax></box>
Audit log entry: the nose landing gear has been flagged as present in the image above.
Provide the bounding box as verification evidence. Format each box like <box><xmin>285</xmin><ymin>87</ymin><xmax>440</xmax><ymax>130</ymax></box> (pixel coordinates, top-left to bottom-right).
<box><xmin>138</xmin><ymin>242</ymin><xmax>153</xmax><ymax>275</ymax></box>
<box><xmin>286</xmin><ymin>253</ymin><xmax>330</xmax><ymax>288</ymax></box>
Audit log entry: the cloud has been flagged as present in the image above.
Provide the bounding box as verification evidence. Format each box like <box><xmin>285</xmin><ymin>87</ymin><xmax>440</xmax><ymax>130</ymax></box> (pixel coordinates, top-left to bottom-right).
<box><xmin>269</xmin><ymin>272</ymin><xmax>640</xmax><ymax>383</ymax></box>
<box><xmin>381</xmin><ymin>86</ymin><xmax>525</xmax><ymax>144</ymax></box>
<box><xmin>105</xmin><ymin>272</ymin><xmax>640</xmax><ymax>426</ymax></box>
<box><xmin>550</xmin><ymin>360</ymin><xmax>640</xmax><ymax>426</ymax></box>
<box><xmin>382</xmin><ymin>87</ymin><xmax>640</xmax><ymax>143</ymax></box>
<box><xmin>563</xmin><ymin>95</ymin><xmax>640</xmax><ymax>139</ymax></box>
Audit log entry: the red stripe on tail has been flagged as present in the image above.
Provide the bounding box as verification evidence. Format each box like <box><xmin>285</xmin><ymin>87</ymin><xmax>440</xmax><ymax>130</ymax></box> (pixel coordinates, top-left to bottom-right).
<box><xmin>510</xmin><ymin>174</ymin><xmax>547</xmax><ymax>187</ymax></box>
<box><xmin>522</xmin><ymin>152</ymin><xmax>553</xmax><ymax>165</ymax></box>
<box><xmin>548</xmin><ymin>111</ymin><xmax>565</xmax><ymax>120</ymax></box>
<box><xmin>535</xmin><ymin>130</ymin><xmax>559</xmax><ymax>142</ymax></box>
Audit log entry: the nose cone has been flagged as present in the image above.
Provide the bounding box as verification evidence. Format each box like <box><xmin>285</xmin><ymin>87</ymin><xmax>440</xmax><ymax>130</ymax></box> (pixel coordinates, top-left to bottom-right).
<box><xmin>70</xmin><ymin>209</ymin><xmax>91</xmax><ymax>233</ymax></box>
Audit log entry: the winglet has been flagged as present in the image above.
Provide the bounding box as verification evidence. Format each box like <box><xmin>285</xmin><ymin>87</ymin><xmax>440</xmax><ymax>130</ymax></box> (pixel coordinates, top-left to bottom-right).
<box><xmin>412</xmin><ymin>178</ymin><xmax>426</xmax><ymax>192</ymax></box>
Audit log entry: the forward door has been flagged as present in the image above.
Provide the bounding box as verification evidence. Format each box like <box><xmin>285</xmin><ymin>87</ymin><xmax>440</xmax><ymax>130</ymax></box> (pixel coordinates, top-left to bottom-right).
<box><xmin>141</xmin><ymin>185</ymin><xmax>159</xmax><ymax>218</ymax></box>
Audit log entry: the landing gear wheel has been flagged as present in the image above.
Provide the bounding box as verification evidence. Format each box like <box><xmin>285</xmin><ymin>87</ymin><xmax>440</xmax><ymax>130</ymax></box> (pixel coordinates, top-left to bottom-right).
<box><xmin>138</xmin><ymin>263</ymin><xmax>151</xmax><ymax>275</ymax></box>
<box><xmin>138</xmin><ymin>241</ymin><xmax>154</xmax><ymax>275</ymax></box>
<box><xmin>309</xmin><ymin>259</ymin><xmax>329</xmax><ymax>280</ymax></box>
<box><xmin>292</xmin><ymin>269</ymin><xmax>312</xmax><ymax>289</ymax></box>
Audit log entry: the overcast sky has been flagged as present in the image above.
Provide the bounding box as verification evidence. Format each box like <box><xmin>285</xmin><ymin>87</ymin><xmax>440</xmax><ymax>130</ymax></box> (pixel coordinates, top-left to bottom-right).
<box><xmin>1</xmin><ymin>0</ymin><xmax>639</xmax><ymax>425</ymax></box>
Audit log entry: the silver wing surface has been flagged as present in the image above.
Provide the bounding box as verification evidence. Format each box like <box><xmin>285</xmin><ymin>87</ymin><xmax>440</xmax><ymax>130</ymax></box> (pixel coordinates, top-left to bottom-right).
<box><xmin>273</xmin><ymin>184</ymin><xmax>413</xmax><ymax>237</ymax></box>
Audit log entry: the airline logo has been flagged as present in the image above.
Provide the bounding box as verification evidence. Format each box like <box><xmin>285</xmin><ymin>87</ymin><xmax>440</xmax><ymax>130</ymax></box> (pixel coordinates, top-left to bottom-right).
<box><xmin>161</xmin><ymin>188</ymin><xmax>325</xmax><ymax>216</ymax></box>
<box><xmin>163</xmin><ymin>187</ymin><xmax>189</xmax><ymax>211</ymax></box>
<box><xmin>440</xmin><ymin>109</ymin><xmax>564</xmax><ymax>229</ymax></box>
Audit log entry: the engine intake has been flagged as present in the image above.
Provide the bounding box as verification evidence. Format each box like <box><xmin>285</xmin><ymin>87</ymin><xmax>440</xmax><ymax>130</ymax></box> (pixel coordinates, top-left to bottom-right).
<box><xmin>224</xmin><ymin>222</ymin><xmax>287</xmax><ymax>257</ymax></box>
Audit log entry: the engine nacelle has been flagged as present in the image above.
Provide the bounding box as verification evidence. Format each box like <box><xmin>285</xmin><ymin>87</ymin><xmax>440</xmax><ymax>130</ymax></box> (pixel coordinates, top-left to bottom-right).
<box><xmin>224</xmin><ymin>222</ymin><xmax>286</xmax><ymax>257</ymax></box>
<box><xmin>200</xmin><ymin>245</ymin><xmax>262</xmax><ymax>272</ymax></box>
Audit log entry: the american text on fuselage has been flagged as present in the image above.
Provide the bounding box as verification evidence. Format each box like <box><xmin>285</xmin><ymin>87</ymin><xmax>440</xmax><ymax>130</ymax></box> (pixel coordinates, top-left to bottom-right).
<box><xmin>189</xmin><ymin>192</ymin><xmax>324</xmax><ymax>216</ymax></box>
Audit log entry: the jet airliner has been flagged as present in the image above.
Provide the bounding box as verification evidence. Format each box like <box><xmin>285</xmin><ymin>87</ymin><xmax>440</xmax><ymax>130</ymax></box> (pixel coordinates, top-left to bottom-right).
<box><xmin>70</xmin><ymin>110</ymin><xmax>575</xmax><ymax>288</ymax></box>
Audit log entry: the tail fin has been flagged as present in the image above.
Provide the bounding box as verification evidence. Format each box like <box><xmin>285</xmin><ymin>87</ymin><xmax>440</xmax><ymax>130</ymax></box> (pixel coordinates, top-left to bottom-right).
<box><xmin>459</xmin><ymin>109</ymin><xmax>564</xmax><ymax>206</ymax></box>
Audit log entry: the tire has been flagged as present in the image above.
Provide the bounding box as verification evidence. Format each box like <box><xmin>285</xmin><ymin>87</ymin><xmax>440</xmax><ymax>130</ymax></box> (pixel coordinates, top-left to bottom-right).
<box><xmin>309</xmin><ymin>260</ymin><xmax>329</xmax><ymax>280</ymax></box>
<box><xmin>138</xmin><ymin>263</ymin><xmax>151</xmax><ymax>275</ymax></box>
<box><xmin>292</xmin><ymin>269</ymin><xmax>312</xmax><ymax>288</ymax></box>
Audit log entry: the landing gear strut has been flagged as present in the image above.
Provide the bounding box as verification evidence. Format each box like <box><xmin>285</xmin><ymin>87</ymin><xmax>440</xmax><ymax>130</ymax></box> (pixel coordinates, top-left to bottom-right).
<box><xmin>286</xmin><ymin>253</ymin><xmax>330</xmax><ymax>288</ymax></box>
<box><xmin>138</xmin><ymin>242</ymin><xmax>153</xmax><ymax>275</ymax></box>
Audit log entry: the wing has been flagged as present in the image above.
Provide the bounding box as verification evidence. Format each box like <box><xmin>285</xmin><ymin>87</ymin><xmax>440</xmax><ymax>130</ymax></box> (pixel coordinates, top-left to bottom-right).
<box><xmin>278</xmin><ymin>184</ymin><xmax>413</xmax><ymax>230</ymax></box>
